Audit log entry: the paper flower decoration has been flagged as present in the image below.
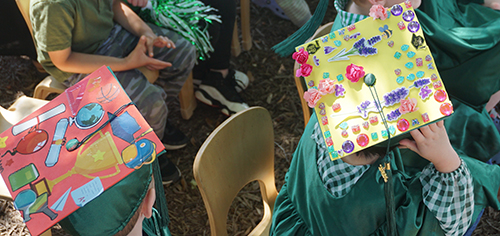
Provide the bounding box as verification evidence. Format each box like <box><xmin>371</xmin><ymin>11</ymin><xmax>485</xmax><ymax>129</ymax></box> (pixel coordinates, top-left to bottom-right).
<box><xmin>369</xmin><ymin>5</ymin><xmax>388</xmax><ymax>20</ymax></box>
<box><xmin>399</xmin><ymin>98</ymin><xmax>418</xmax><ymax>114</ymax></box>
<box><xmin>345</xmin><ymin>64</ymin><xmax>365</xmax><ymax>83</ymax></box>
<box><xmin>292</xmin><ymin>48</ymin><xmax>309</xmax><ymax>64</ymax></box>
<box><xmin>296</xmin><ymin>63</ymin><xmax>313</xmax><ymax>77</ymax></box>
<box><xmin>318</xmin><ymin>79</ymin><xmax>337</xmax><ymax>95</ymax></box>
<box><xmin>303</xmin><ymin>88</ymin><xmax>322</xmax><ymax>108</ymax></box>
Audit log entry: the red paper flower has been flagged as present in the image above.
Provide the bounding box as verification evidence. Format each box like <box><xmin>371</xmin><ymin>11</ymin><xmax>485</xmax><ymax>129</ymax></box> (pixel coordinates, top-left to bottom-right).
<box><xmin>345</xmin><ymin>64</ymin><xmax>365</xmax><ymax>83</ymax></box>
<box><xmin>369</xmin><ymin>5</ymin><xmax>388</xmax><ymax>20</ymax></box>
<box><xmin>296</xmin><ymin>63</ymin><xmax>313</xmax><ymax>77</ymax></box>
<box><xmin>292</xmin><ymin>48</ymin><xmax>309</xmax><ymax>64</ymax></box>
<box><xmin>399</xmin><ymin>98</ymin><xmax>418</xmax><ymax>114</ymax></box>
<box><xmin>303</xmin><ymin>88</ymin><xmax>322</xmax><ymax>108</ymax></box>
<box><xmin>318</xmin><ymin>79</ymin><xmax>337</xmax><ymax>95</ymax></box>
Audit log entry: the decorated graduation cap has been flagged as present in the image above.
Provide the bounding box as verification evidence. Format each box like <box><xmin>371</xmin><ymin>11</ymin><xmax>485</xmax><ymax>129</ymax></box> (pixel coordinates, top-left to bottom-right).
<box><xmin>0</xmin><ymin>66</ymin><xmax>169</xmax><ymax>235</ymax></box>
<box><xmin>294</xmin><ymin>2</ymin><xmax>453</xmax><ymax>161</ymax></box>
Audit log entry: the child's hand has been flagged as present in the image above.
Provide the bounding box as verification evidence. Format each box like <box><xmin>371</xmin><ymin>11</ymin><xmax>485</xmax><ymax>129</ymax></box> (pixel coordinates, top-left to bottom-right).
<box><xmin>126</xmin><ymin>36</ymin><xmax>172</xmax><ymax>71</ymax></box>
<box><xmin>484</xmin><ymin>0</ymin><xmax>500</xmax><ymax>10</ymax></box>
<box><xmin>399</xmin><ymin>120</ymin><xmax>461</xmax><ymax>173</ymax></box>
<box><xmin>127</xmin><ymin>0</ymin><xmax>148</xmax><ymax>8</ymax></box>
<box><xmin>144</xmin><ymin>35</ymin><xmax>175</xmax><ymax>57</ymax></box>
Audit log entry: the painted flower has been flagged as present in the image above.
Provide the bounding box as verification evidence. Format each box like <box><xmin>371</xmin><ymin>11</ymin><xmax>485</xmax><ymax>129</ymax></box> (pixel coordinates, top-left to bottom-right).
<box><xmin>296</xmin><ymin>63</ymin><xmax>313</xmax><ymax>77</ymax></box>
<box><xmin>318</xmin><ymin>79</ymin><xmax>337</xmax><ymax>95</ymax></box>
<box><xmin>303</xmin><ymin>88</ymin><xmax>322</xmax><ymax>108</ymax></box>
<box><xmin>399</xmin><ymin>98</ymin><xmax>418</xmax><ymax>114</ymax></box>
<box><xmin>369</xmin><ymin>5</ymin><xmax>388</xmax><ymax>20</ymax></box>
<box><xmin>345</xmin><ymin>64</ymin><xmax>365</xmax><ymax>83</ymax></box>
<box><xmin>292</xmin><ymin>48</ymin><xmax>309</xmax><ymax>64</ymax></box>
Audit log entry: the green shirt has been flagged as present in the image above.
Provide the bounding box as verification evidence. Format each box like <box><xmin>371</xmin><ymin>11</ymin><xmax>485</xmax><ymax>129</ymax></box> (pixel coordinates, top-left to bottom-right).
<box><xmin>30</xmin><ymin>0</ymin><xmax>115</xmax><ymax>82</ymax></box>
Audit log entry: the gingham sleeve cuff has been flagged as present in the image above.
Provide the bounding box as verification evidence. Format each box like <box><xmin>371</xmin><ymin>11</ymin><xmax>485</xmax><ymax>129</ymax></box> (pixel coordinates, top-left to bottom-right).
<box><xmin>420</xmin><ymin>160</ymin><xmax>474</xmax><ymax>236</ymax></box>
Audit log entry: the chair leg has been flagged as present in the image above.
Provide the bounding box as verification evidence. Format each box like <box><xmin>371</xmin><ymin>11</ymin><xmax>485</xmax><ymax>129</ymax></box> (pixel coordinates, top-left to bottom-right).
<box><xmin>231</xmin><ymin>21</ymin><xmax>242</xmax><ymax>57</ymax></box>
<box><xmin>179</xmin><ymin>72</ymin><xmax>197</xmax><ymax>120</ymax></box>
<box><xmin>240</xmin><ymin>0</ymin><xmax>252</xmax><ymax>51</ymax></box>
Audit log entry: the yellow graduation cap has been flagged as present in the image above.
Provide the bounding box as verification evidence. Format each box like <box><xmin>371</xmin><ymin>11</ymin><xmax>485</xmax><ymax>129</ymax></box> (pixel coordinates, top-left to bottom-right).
<box><xmin>294</xmin><ymin>2</ymin><xmax>453</xmax><ymax>161</ymax></box>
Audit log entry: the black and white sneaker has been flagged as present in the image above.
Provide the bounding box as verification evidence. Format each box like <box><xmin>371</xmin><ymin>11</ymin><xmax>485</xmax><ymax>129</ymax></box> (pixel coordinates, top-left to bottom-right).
<box><xmin>162</xmin><ymin>120</ymin><xmax>189</xmax><ymax>150</ymax></box>
<box><xmin>195</xmin><ymin>70</ymin><xmax>249</xmax><ymax>116</ymax></box>
<box><xmin>159</xmin><ymin>155</ymin><xmax>182</xmax><ymax>185</ymax></box>
<box><xmin>193</xmin><ymin>69</ymin><xmax>249</xmax><ymax>93</ymax></box>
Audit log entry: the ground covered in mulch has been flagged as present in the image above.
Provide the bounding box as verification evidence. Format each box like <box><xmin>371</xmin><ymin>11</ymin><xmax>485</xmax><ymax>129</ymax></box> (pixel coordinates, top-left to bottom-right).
<box><xmin>1</xmin><ymin>1</ymin><xmax>500</xmax><ymax>235</ymax></box>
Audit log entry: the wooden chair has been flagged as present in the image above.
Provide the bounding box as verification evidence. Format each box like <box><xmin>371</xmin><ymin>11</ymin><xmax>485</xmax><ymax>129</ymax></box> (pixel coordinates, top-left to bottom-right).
<box><xmin>231</xmin><ymin>0</ymin><xmax>252</xmax><ymax>57</ymax></box>
<box><xmin>193</xmin><ymin>106</ymin><xmax>278</xmax><ymax>236</ymax></box>
<box><xmin>15</xmin><ymin>0</ymin><xmax>197</xmax><ymax>120</ymax></box>
<box><xmin>294</xmin><ymin>22</ymin><xmax>334</xmax><ymax>127</ymax></box>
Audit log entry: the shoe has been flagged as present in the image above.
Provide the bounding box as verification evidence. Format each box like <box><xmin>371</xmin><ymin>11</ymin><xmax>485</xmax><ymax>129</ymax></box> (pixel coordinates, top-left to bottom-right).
<box><xmin>162</xmin><ymin>120</ymin><xmax>189</xmax><ymax>150</ymax></box>
<box><xmin>193</xmin><ymin>69</ymin><xmax>249</xmax><ymax>93</ymax></box>
<box><xmin>230</xmin><ymin>70</ymin><xmax>249</xmax><ymax>93</ymax></box>
<box><xmin>251</xmin><ymin>0</ymin><xmax>290</xmax><ymax>20</ymax></box>
<box><xmin>195</xmin><ymin>71</ymin><xmax>250</xmax><ymax>116</ymax></box>
<box><xmin>159</xmin><ymin>156</ymin><xmax>182</xmax><ymax>185</ymax></box>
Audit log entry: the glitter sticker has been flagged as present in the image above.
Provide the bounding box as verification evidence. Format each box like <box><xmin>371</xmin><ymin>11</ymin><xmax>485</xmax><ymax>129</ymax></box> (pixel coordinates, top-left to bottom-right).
<box><xmin>405</xmin><ymin>62</ymin><xmax>414</xmax><ymax>69</ymax></box>
<box><xmin>319</xmin><ymin>102</ymin><xmax>325</xmax><ymax>109</ymax></box>
<box><xmin>332</xmin><ymin>103</ymin><xmax>341</xmax><ymax>112</ymax></box>
<box><xmin>434</xmin><ymin>89</ymin><xmax>447</xmax><ymax>102</ymax></box>
<box><xmin>427</xmin><ymin>63</ymin><xmax>435</xmax><ymax>70</ymax></box>
<box><xmin>440</xmin><ymin>103</ymin><xmax>453</xmax><ymax>116</ymax></box>
<box><xmin>397</xmin><ymin>118</ymin><xmax>410</xmax><ymax>132</ymax></box>
<box><xmin>411</xmin><ymin>118</ymin><xmax>420</xmax><ymax>126</ymax></box>
<box><xmin>381</xmin><ymin>130</ymin><xmax>388</xmax><ymax>139</ymax></box>
<box><xmin>371</xmin><ymin>132</ymin><xmax>378</xmax><ymax>140</ymax></box>
<box><xmin>425</xmin><ymin>55</ymin><xmax>432</xmax><ymax>61</ymax></box>
<box><xmin>408</xmin><ymin>21</ymin><xmax>420</xmax><ymax>33</ymax></box>
<box><xmin>398</xmin><ymin>21</ymin><xmax>406</xmax><ymax>30</ymax></box>
<box><xmin>407</xmin><ymin>51</ymin><xmax>415</xmax><ymax>58</ymax></box>
<box><xmin>422</xmin><ymin>113</ymin><xmax>430</xmax><ymax>122</ymax></box>
<box><xmin>391</xmin><ymin>4</ymin><xmax>403</xmax><ymax>16</ymax></box>
<box><xmin>321</xmin><ymin>116</ymin><xmax>328</xmax><ymax>125</ymax></box>
<box><xmin>324</xmin><ymin>131</ymin><xmax>331</xmax><ymax>138</ymax></box>
<box><xmin>326</xmin><ymin>137</ymin><xmax>333</xmax><ymax>146</ymax></box>
<box><xmin>402</xmin><ymin>10</ymin><xmax>415</xmax><ymax>22</ymax></box>
<box><xmin>322</xmin><ymin>36</ymin><xmax>328</xmax><ymax>43</ymax></box>
<box><xmin>416</xmin><ymin>58</ymin><xmax>423</xmax><ymax>67</ymax></box>
<box><xmin>352</xmin><ymin>124</ymin><xmax>361</xmax><ymax>134</ymax></box>
<box><xmin>431</xmin><ymin>74</ymin><xmax>438</xmax><ymax>80</ymax></box>
<box><xmin>323</xmin><ymin>72</ymin><xmax>330</xmax><ymax>79</ymax></box>
<box><xmin>388</xmin><ymin>41</ymin><xmax>394</xmax><ymax>47</ymax></box>
<box><xmin>416</xmin><ymin>71</ymin><xmax>424</xmax><ymax>78</ymax></box>
<box><xmin>328</xmin><ymin>145</ymin><xmax>334</xmax><ymax>153</ymax></box>
<box><xmin>342</xmin><ymin>140</ymin><xmax>355</xmax><ymax>153</ymax></box>
<box><xmin>320</xmin><ymin>109</ymin><xmax>326</xmax><ymax>116</ymax></box>
<box><xmin>362</xmin><ymin>121</ymin><xmax>369</xmax><ymax>129</ymax></box>
<box><xmin>337</xmin><ymin>74</ymin><xmax>344</xmax><ymax>82</ymax></box>
<box><xmin>341</xmin><ymin>130</ymin><xmax>348</xmax><ymax>138</ymax></box>
<box><xmin>396</xmin><ymin>76</ymin><xmax>405</xmax><ymax>84</ymax></box>
<box><xmin>433</xmin><ymin>81</ymin><xmax>442</xmax><ymax>89</ymax></box>
<box><xmin>388</xmin><ymin>125</ymin><xmax>396</xmax><ymax>135</ymax></box>
<box><xmin>369</xmin><ymin>116</ymin><xmax>379</xmax><ymax>124</ymax></box>
<box><xmin>329</xmin><ymin>32</ymin><xmax>336</xmax><ymax>39</ymax></box>
<box><xmin>308</xmin><ymin>80</ymin><xmax>314</xmax><ymax>87</ymax></box>
<box><xmin>356</xmin><ymin>134</ymin><xmax>369</xmax><ymax>147</ymax></box>
<box><xmin>407</xmin><ymin>73</ymin><xmax>416</xmax><ymax>81</ymax></box>
<box><xmin>394</xmin><ymin>52</ymin><xmax>402</xmax><ymax>59</ymax></box>
<box><xmin>339</xmin><ymin>122</ymin><xmax>348</xmax><ymax>130</ymax></box>
<box><xmin>334</xmin><ymin>40</ymin><xmax>342</xmax><ymax>47</ymax></box>
<box><xmin>401</xmin><ymin>44</ymin><xmax>409</xmax><ymax>51</ymax></box>
<box><xmin>395</xmin><ymin>69</ymin><xmax>401</xmax><ymax>75</ymax></box>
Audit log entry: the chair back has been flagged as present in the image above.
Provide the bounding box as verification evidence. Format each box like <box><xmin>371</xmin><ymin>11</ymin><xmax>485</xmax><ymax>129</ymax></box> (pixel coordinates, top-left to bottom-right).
<box><xmin>15</xmin><ymin>0</ymin><xmax>33</xmax><ymax>37</ymax></box>
<box><xmin>294</xmin><ymin>22</ymin><xmax>334</xmax><ymax>127</ymax></box>
<box><xmin>193</xmin><ymin>107</ymin><xmax>278</xmax><ymax>236</ymax></box>
<box><xmin>0</xmin><ymin>96</ymin><xmax>49</xmax><ymax>201</ymax></box>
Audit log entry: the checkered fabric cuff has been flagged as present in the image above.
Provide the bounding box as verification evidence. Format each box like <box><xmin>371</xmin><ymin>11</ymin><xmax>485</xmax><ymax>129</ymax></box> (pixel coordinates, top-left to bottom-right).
<box><xmin>314</xmin><ymin>122</ymin><xmax>371</xmax><ymax>198</ymax></box>
<box><xmin>420</xmin><ymin>160</ymin><xmax>474</xmax><ymax>236</ymax></box>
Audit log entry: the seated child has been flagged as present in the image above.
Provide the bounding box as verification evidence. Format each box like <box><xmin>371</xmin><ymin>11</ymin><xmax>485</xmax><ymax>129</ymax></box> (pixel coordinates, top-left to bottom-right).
<box><xmin>29</xmin><ymin>0</ymin><xmax>196</xmax><ymax>149</ymax></box>
<box><xmin>271</xmin><ymin>0</ymin><xmax>500</xmax><ymax>235</ymax></box>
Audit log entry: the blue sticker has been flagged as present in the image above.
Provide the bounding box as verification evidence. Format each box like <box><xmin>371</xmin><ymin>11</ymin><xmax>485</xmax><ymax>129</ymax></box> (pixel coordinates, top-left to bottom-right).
<box><xmin>401</xmin><ymin>44</ymin><xmax>409</xmax><ymax>51</ymax></box>
<box><xmin>329</xmin><ymin>32</ymin><xmax>336</xmax><ymax>39</ymax></box>
<box><xmin>334</xmin><ymin>40</ymin><xmax>342</xmax><ymax>47</ymax></box>
<box><xmin>324</xmin><ymin>131</ymin><xmax>331</xmax><ymax>138</ymax></box>
<box><xmin>381</xmin><ymin>130</ymin><xmax>388</xmax><ymax>138</ymax></box>
<box><xmin>328</xmin><ymin>145</ymin><xmax>334</xmax><ymax>153</ymax></box>
<box><xmin>339</xmin><ymin>122</ymin><xmax>349</xmax><ymax>130</ymax></box>
<box><xmin>416</xmin><ymin>71</ymin><xmax>425</xmax><ymax>78</ymax></box>
<box><xmin>331</xmin><ymin>150</ymin><xmax>338</xmax><ymax>158</ymax></box>
<box><xmin>337</xmin><ymin>74</ymin><xmax>344</xmax><ymax>82</ymax></box>
<box><xmin>407</xmin><ymin>51</ymin><xmax>415</xmax><ymax>58</ymax></box>
<box><xmin>406</xmin><ymin>73</ymin><xmax>416</xmax><ymax>81</ymax></box>
<box><xmin>388</xmin><ymin>126</ymin><xmax>396</xmax><ymax>135</ymax></box>
<box><xmin>323</xmin><ymin>72</ymin><xmax>330</xmax><ymax>79</ymax></box>
<box><xmin>405</xmin><ymin>62</ymin><xmax>414</xmax><ymax>69</ymax></box>
<box><xmin>396</xmin><ymin>76</ymin><xmax>405</xmax><ymax>84</ymax></box>
<box><xmin>394</xmin><ymin>52</ymin><xmax>402</xmax><ymax>59</ymax></box>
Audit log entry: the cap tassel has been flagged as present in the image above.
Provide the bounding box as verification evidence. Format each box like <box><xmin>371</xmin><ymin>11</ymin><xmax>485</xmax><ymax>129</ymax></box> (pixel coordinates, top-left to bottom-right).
<box><xmin>153</xmin><ymin>153</ymin><xmax>170</xmax><ymax>227</ymax></box>
<box><xmin>271</xmin><ymin>0</ymin><xmax>330</xmax><ymax>57</ymax></box>
<box><xmin>365</xmin><ymin>74</ymin><xmax>397</xmax><ymax>235</ymax></box>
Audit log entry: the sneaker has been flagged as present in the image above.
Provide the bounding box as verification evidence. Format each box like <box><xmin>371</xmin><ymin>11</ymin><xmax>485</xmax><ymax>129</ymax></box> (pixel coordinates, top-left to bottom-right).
<box><xmin>193</xmin><ymin>69</ymin><xmax>249</xmax><ymax>93</ymax></box>
<box><xmin>159</xmin><ymin>156</ymin><xmax>182</xmax><ymax>185</ymax></box>
<box><xmin>195</xmin><ymin>71</ymin><xmax>250</xmax><ymax>116</ymax></box>
<box><xmin>162</xmin><ymin>120</ymin><xmax>189</xmax><ymax>150</ymax></box>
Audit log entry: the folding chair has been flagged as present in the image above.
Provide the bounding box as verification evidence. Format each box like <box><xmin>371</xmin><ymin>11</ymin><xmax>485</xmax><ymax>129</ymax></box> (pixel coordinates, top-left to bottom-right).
<box><xmin>193</xmin><ymin>106</ymin><xmax>278</xmax><ymax>235</ymax></box>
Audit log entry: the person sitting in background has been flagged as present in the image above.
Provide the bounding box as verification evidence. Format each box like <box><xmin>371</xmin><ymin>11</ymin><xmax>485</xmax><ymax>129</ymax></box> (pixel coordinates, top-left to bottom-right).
<box><xmin>30</xmin><ymin>0</ymin><xmax>196</xmax><ymax>151</ymax></box>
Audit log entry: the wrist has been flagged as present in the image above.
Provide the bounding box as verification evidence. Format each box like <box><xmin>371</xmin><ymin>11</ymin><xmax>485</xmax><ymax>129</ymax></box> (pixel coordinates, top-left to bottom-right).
<box><xmin>432</xmin><ymin>152</ymin><xmax>461</xmax><ymax>173</ymax></box>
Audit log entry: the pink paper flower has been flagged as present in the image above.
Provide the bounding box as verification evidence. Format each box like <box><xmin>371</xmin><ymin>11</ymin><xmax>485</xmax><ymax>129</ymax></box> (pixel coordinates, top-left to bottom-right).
<box><xmin>296</xmin><ymin>63</ymin><xmax>313</xmax><ymax>77</ymax></box>
<box><xmin>345</xmin><ymin>64</ymin><xmax>365</xmax><ymax>83</ymax></box>
<box><xmin>318</xmin><ymin>79</ymin><xmax>337</xmax><ymax>95</ymax></box>
<box><xmin>399</xmin><ymin>98</ymin><xmax>418</xmax><ymax>114</ymax></box>
<box><xmin>292</xmin><ymin>48</ymin><xmax>309</xmax><ymax>64</ymax></box>
<box><xmin>369</xmin><ymin>5</ymin><xmax>388</xmax><ymax>20</ymax></box>
<box><xmin>303</xmin><ymin>88</ymin><xmax>322</xmax><ymax>108</ymax></box>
